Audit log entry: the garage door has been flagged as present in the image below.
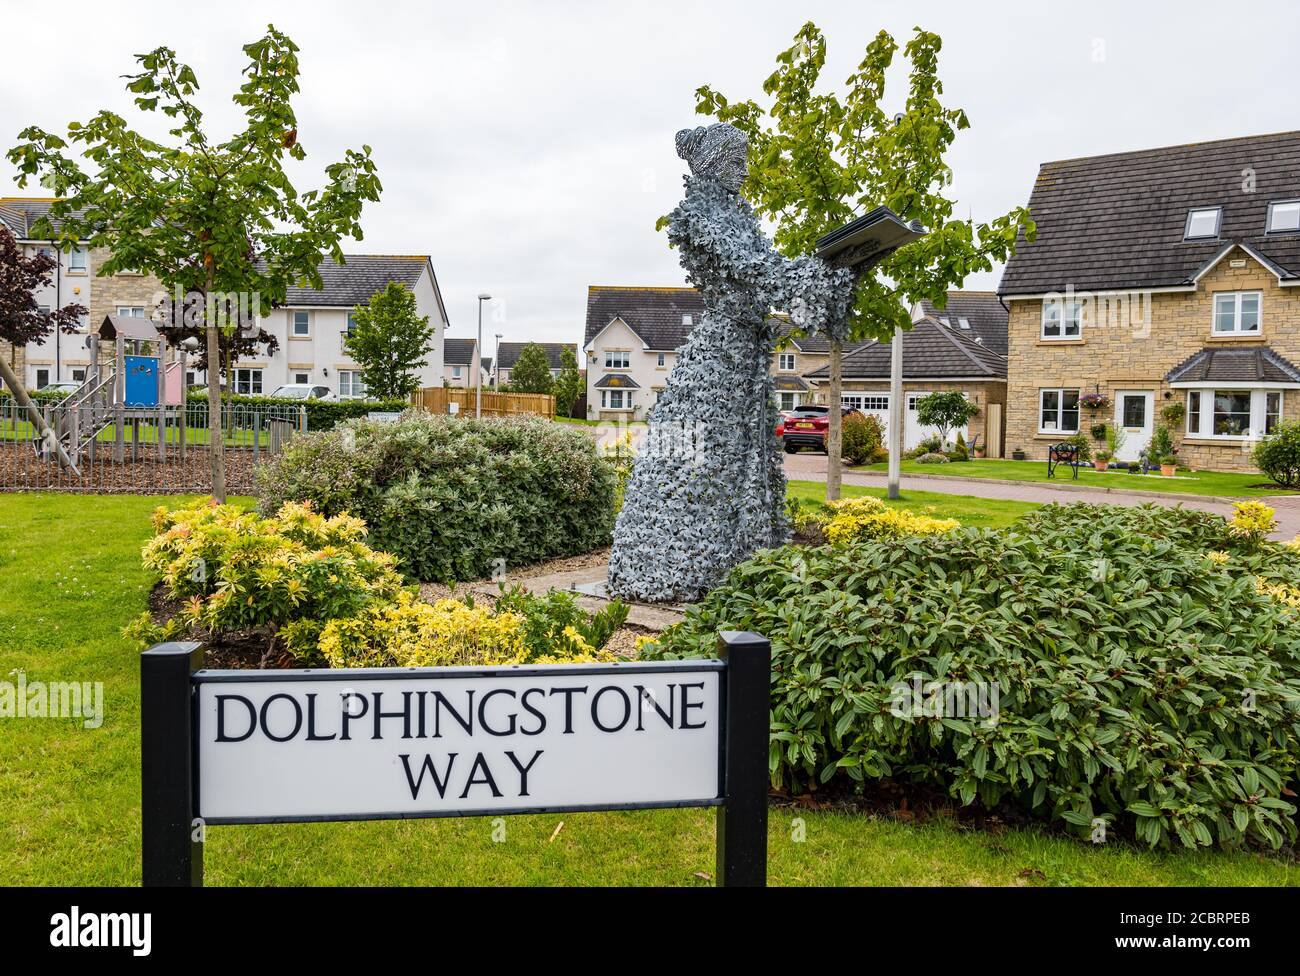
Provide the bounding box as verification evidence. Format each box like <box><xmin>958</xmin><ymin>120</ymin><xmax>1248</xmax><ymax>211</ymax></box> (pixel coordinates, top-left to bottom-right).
<box><xmin>840</xmin><ymin>393</ymin><xmax>891</xmax><ymax>441</ymax></box>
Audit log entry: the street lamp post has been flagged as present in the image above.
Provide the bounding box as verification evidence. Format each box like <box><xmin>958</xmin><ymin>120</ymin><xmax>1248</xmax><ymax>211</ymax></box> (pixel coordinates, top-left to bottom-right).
<box><xmin>494</xmin><ymin>332</ymin><xmax>502</xmax><ymax>389</ymax></box>
<box><xmin>476</xmin><ymin>293</ymin><xmax>492</xmax><ymax>418</ymax></box>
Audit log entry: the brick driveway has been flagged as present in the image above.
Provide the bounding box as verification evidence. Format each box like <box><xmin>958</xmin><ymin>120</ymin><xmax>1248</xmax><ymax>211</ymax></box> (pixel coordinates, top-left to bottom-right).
<box><xmin>783</xmin><ymin>452</ymin><xmax>1300</xmax><ymax>541</ymax></box>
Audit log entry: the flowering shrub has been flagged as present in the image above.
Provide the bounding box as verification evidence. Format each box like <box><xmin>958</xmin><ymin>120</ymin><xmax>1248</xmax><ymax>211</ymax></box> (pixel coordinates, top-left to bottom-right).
<box><xmin>915</xmin><ymin>451</ymin><xmax>949</xmax><ymax>464</ymax></box>
<box><xmin>124</xmin><ymin>499</ymin><xmax>405</xmax><ymax>649</ymax></box>
<box><xmin>256</xmin><ymin>412</ymin><xmax>617</xmax><ymax>582</ymax></box>
<box><xmin>820</xmin><ymin>496</ymin><xmax>959</xmax><ymax>545</ymax></box>
<box><xmin>643</xmin><ymin>503</ymin><xmax>1300</xmax><ymax>850</ymax></box>
<box><xmin>1229</xmin><ymin>500</ymin><xmax>1277</xmax><ymax>547</ymax></box>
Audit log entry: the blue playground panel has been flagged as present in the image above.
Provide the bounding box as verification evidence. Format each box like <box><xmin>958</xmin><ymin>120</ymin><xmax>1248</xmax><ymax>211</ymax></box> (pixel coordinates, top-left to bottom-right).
<box><xmin>124</xmin><ymin>356</ymin><xmax>160</xmax><ymax>407</ymax></box>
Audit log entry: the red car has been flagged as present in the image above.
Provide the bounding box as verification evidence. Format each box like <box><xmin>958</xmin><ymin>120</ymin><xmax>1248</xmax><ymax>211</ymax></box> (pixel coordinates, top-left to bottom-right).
<box><xmin>777</xmin><ymin>405</ymin><xmax>859</xmax><ymax>454</ymax></box>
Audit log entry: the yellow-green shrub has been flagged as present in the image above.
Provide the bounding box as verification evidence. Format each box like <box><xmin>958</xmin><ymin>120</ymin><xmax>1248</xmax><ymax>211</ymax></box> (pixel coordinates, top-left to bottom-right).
<box><xmin>820</xmin><ymin>496</ymin><xmax>959</xmax><ymax>545</ymax></box>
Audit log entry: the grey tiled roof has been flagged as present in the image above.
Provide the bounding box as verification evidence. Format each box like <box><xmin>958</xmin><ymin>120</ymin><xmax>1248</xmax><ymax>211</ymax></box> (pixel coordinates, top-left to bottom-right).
<box><xmin>443</xmin><ymin>338</ymin><xmax>478</xmax><ymax>365</ymax></box>
<box><xmin>284</xmin><ymin>255</ymin><xmax>430</xmax><ymax>306</ymax></box>
<box><xmin>585</xmin><ymin>286</ymin><xmax>704</xmax><ymax>350</ymax></box>
<box><xmin>0</xmin><ymin>197</ymin><xmax>90</xmax><ymax>238</ymax></box>
<box><xmin>774</xmin><ymin>376</ymin><xmax>809</xmax><ymax>392</ymax></box>
<box><xmin>806</xmin><ymin>316</ymin><xmax>1007</xmax><ymax>381</ymax></box>
<box><xmin>918</xmin><ymin>291</ymin><xmax>1009</xmax><ymax>356</ymax></box>
<box><xmin>1166</xmin><ymin>346</ymin><xmax>1300</xmax><ymax>384</ymax></box>
<box><xmin>594</xmin><ymin>372</ymin><xmax>640</xmax><ymax>389</ymax></box>
<box><xmin>497</xmin><ymin>341</ymin><xmax>576</xmax><ymax>370</ymax></box>
<box><xmin>999</xmin><ymin>131</ymin><xmax>1300</xmax><ymax>295</ymax></box>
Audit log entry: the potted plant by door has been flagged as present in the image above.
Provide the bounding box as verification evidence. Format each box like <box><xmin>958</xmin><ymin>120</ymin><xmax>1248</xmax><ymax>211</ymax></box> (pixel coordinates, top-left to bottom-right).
<box><xmin>1160</xmin><ymin>454</ymin><xmax>1179</xmax><ymax>477</ymax></box>
<box><xmin>1011</xmin><ymin>446</ymin><xmax>1026</xmax><ymax>461</ymax></box>
<box><xmin>1094</xmin><ymin>449</ymin><xmax>1111</xmax><ymax>471</ymax></box>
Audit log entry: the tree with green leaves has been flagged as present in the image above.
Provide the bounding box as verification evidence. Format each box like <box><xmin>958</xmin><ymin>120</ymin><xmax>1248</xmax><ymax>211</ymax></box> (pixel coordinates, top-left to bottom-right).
<box><xmin>510</xmin><ymin>343</ymin><xmax>555</xmax><ymax>395</ymax></box>
<box><xmin>553</xmin><ymin>346</ymin><xmax>583</xmax><ymax>417</ymax></box>
<box><xmin>8</xmin><ymin>26</ymin><xmax>381</xmax><ymax>500</ymax></box>
<box><xmin>690</xmin><ymin>22</ymin><xmax>1033</xmax><ymax>499</ymax></box>
<box><xmin>915</xmin><ymin>389</ymin><xmax>978</xmax><ymax>449</ymax></box>
<box><xmin>344</xmin><ymin>281</ymin><xmax>433</xmax><ymax>400</ymax></box>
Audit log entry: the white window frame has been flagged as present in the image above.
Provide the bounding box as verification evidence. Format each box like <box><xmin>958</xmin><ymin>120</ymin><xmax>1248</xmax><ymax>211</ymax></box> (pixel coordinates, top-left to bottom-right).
<box><xmin>1039</xmin><ymin>388</ymin><xmax>1080</xmax><ymax>434</ymax></box>
<box><xmin>292</xmin><ymin>310</ymin><xmax>311</xmax><ymax>337</ymax></box>
<box><xmin>656</xmin><ymin>352</ymin><xmax>666</xmax><ymax>368</ymax></box>
<box><xmin>1041</xmin><ymin>300</ymin><xmax>1083</xmax><ymax>340</ymax></box>
<box><xmin>68</xmin><ymin>247</ymin><xmax>88</xmax><ymax>272</ymax></box>
<box><xmin>1185</xmin><ymin>388</ymin><xmax>1284</xmax><ymax>440</ymax></box>
<box><xmin>1184</xmin><ymin>207</ymin><xmax>1222</xmax><ymax>240</ymax></box>
<box><xmin>293</xmin><ymin>371</ymin><xmax>310</xmax><ymax>385</ymax></box>
<box><xmin>338</xmin><ymin>370</ymin><xmax>367</xmax><ymax>399</ymax></box>
<box><xmin>71</xmin><ymin>368</ymin><xmax>86</xmax><ymax>383</ymax></box>
<box><xmin>604</xmin><ymin>349</ymin><xmax>630</xmax><ymax>369</ymax></box>
<box><xmin>600</xmin><ymin>388</ymin><xmax>633</xmax><ymax>410</ymax></box>
<box><xmin>117</xmin><ymin>306</ymin><xmax>145</xmax><ymax>318</ymax></box>
<box><xmin>1267</xmin><ymin>200</ymin><xmax>1300</xmax><ymax>235</ymax></box>
<box><xmin>452</xmin><ymin>365</ymin><xmax>463</xmax><ymax>380</ymax></box>
<box><xmin>233</xmin><ymin>368</ymin><xmax>263</xmax><ymax>396</ymax></box>
<box><xmin>35</xmin><ymin>368</ymin><xmax>50</xmax><ymax>389</ymax></box>
<box><xmin>1212</xmin><ymin>291</ymin><xmax>1262</xmax><ymax>335</ymax></box>
<box><xmin>842</xmin><ymin>393</ymin><xmax>889</xmax><ymax>412</ymax></box>
<box><xmin>778</xmin><ymin>352</ymin><xmax>797</xmax><ymax>371</ymax></box>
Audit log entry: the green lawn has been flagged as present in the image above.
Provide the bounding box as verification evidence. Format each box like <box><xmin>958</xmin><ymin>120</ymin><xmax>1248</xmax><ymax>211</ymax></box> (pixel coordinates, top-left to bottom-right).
<box><xmin>0</xmin><ymin>492</ymin><xmax>1293</xmax><ymax>886</ymax></box>
<box><xmin>786</xmin><ymin>478</ymin><xmax>1038</xmax><ymax>530</ymax></box>
<box><xmin>853</xmin><ymin>458</ymin><xmax>1292</xmax><ymax>497</ymax></box>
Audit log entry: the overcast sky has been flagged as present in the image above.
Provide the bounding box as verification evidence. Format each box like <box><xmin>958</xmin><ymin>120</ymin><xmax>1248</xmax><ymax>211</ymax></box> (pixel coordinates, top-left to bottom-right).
<box><xmin>3</xmin><ymin>0</ymin><xmax>1298</xmax><ymax>346</ymax></box>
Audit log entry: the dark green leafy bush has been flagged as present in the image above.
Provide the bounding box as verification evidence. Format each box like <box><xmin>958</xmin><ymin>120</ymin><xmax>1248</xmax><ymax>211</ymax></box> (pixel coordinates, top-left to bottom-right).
<box><xmin>1254</xmin><ymin>420</ymin><xmax>1300</xmax><ymax>488</ymax></box>
<box><xmin>841</xmin><ymin>413</ymin><xmax>885</xmax><ymax>466</ymax></box>
<box><xmin>644</xmin><ymin>503</ymin><xmax>1300</xmax><ymax>849</ymax></box>
<box><xmin>255</xmin><ymin>412</ymin><xmax>617</xmax><ymax>582</ymax></box>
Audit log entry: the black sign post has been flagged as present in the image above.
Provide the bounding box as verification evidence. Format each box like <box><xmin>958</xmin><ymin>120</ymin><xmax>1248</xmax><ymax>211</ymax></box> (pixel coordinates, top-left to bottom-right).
<box><xmin>140</xmin><ymin>631</ymin><xmax>770</xmax><ymax>887</ymax></box>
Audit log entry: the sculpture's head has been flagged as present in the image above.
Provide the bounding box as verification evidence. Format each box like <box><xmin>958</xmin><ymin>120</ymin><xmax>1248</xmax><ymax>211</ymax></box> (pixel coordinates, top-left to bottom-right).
<box><xmin>675</xmin><ymin>123</ymin><xmax>747</xmax><ymax>193</ymax></box>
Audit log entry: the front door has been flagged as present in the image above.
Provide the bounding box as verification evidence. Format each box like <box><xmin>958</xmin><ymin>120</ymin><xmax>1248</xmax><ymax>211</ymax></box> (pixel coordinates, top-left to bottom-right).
<box><xmin>1113</xmin><ymin>390</ymin><xmax>1153</xmax><ymax>461</ymax></box>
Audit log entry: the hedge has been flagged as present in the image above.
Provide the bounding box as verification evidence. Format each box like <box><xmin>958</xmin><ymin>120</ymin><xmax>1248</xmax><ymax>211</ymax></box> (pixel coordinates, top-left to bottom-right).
<box><xmin>185</xmin><ymin>391</ymin><xmax>410</xmax><ymax>430</ymax></box>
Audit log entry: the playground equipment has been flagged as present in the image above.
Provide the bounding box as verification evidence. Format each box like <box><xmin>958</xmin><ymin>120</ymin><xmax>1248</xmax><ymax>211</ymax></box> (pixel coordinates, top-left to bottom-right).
<box><xmin>34</xmin><ymin>315</ymin><xmax>187</xmax><ymax>472</ymax></box>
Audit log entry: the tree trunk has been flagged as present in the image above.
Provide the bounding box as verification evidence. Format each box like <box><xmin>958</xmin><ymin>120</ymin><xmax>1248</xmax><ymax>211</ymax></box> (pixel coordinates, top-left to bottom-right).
<box><xmin>826</xmin><ymin>338</ymin><xmax>842</xmax><ymax>502</ymax></box>
<box><xmin>203</xmin><ymin>268</ymin><xmax>226</xmax><ymax>502</ymax></box>
<box><xmin>0</xmin><ymin>354</ymin><xmax>77</xmax><ymax>471</ymax></box>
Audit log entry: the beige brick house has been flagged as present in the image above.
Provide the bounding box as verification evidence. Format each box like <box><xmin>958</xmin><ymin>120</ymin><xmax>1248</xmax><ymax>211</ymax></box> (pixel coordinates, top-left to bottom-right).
<box><xmin>999</xmin><ymin>131</ymin><xmax>1300</xmax><ymax>472</ymax></box>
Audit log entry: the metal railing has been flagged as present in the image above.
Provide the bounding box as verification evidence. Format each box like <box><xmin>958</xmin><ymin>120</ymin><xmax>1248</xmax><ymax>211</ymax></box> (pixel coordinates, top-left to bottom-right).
<box><xmin>0</xmin><ymin>397</ymin><xmax>306</xmax><ymax>493</ymax></box>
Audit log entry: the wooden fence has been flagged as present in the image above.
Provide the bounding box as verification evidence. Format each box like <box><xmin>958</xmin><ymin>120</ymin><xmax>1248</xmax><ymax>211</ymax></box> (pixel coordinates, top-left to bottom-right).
<box><xmin>410</xmin><ymin>386</ymin><xmax>556</xmax><ymax>419</ymax></box>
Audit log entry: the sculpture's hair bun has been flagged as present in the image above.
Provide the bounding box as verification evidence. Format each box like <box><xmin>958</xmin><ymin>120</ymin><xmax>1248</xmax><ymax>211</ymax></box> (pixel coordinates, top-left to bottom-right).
<box><xmin>675</xmin><ymin>127</ymin><xmax>705</xmax><ymax>161</ymax></box>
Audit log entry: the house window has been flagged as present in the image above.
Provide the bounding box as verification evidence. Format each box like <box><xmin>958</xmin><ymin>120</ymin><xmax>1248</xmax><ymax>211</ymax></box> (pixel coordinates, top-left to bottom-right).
<box><xmin>779</xmin><ymin>353</ymin><xmax>797</xmax><ymax>371</ymax></box>
<box><xmin>71</xmin><ymin>368</ymin><xmax>86</xmax><ymax>383</ymax></box>
<box><xmin>1184</xmin><ymin>207</ymin><xmax>1221</xmax><ymax>240</ymax></box>
<box><xmin>339</xmin><ymin>370</ymin><xmax>367</xmax><ymax>399</ymax></box>
<box><xmin>452</xmin><ymin>366</ymin><xmax>463</xmax><ymax>379</ymax></box>
<box><xmin>682</xmin><ymin>314</ymin><xmax>693</xmax><ymax>326</ymax></box>
<box><xmin>1267</xmin><ymin>200</ymin><xmax>1300</xmax><ymax>234</ymax></box>
<box><xmin>292</xmin><ymin>311</ymin><xmax>310</xmax><ymax>336</ymax></box>
<box><xmin>117</xmin><ymin>306</ymin><xmax>145</xmax><ymax>317</ymax></box>
<box><xmin>601</xmin><ymin>389</ymin><xmax>632</xmax><ymax>409</ymax></box>
<box><xmin>233</xmin><ymin>369</ymin><xmax>263</xmax><ymax>395</ymax></box>
<box><xmin>35</xmin><ymin>368</ymin><xmax>50</xmax><ymax>389</ymax></box>
<box><xmin>779</xmin><ymin>392</ymin><xmax>799</xmax><ymax>410</ymax></box>
<box><xmin>347</xmin><ymin>313</ymin><xmax>359</xmax><ymax>331</ymax></box>
<box><xmin>1041</xmin><ymin>300</ymin><xmax>1082</xmax><ymax>339</ymax></box>
<box><xmin>69</xmin><ymin>248</ymin><xmax>87</xmax><ymax>271</ymax></box>
<box><xmin>293</xmin><ymin>372</ymin><xmax>310</xmax><ymax>385</ymax></box>
<box><xmin>656</xmin><ymin>352</ymin><xmax>666</xmax><ymax>368</ymax></box>
<box><xmin>1212</xmin><ymin>291</ymin><xmax>1261</xmax><ymax>334</ymax></box>
<box><xmin>1186</xmin><ymin>389</ymin><xmax>1283</xmax><ymax>438</ymax></box>
<box><xmin>604</xmin><ymin>350</ymin><xmax>630</xmax><ymax>369</ymax></box>
<box><xmin>185</xmin><ymin>371</ymin><xmax>197</xmax><ymax>387</ymax></box>
<box><xmin>842</xmin><ymin>394</ymin><xmax>889</xmax><ymax>412</ymax></box>
<box><xmin>1039</xmin><ymin>388</ymin><xmax>1080</xmax><ymax>433</ymax></box>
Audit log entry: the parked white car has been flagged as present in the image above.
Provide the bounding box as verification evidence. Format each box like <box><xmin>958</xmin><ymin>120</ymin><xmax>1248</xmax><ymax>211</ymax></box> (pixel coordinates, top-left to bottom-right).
<box><xmin>267</xmin><ymin>384</ymin><xmax>336</xmax><ymax>401</ymax></box>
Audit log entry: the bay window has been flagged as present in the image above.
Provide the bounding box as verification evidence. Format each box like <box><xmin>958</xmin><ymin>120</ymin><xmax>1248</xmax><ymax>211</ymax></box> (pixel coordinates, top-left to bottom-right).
<box><xmin>600</xmin><ymin>389</ymin><xmax>632</xmax><ymax>410</ymax></box>
<box><xmin>1184</xmin><ymin>388</ymin><xmax>1285</xmax><ymax>439</ymax></box>
<box><xmin>1039</xmin><ymin>388</ymin><xmax>1080</xmax><ymax>433</ymax></box>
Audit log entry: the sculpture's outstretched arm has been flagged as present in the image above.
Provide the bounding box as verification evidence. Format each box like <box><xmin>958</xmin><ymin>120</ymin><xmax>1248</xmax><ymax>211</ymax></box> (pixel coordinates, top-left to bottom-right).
<box><xmin>765</xmin><ymin>252</ymin><xmax>858</xmax><ymax>343</ymax></box>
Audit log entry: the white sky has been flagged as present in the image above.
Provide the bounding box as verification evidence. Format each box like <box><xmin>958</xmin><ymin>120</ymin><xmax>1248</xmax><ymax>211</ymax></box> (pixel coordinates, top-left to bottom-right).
<box><xmin>2</xmin><ymin>0</ymin><xmax>1297</xmax><ymax>346</ymax></box>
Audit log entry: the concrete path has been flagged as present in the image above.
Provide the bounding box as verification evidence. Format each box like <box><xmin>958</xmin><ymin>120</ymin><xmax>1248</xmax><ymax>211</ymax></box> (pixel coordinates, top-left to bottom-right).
<box><xmin>783</xmin><ymin>453</ymin><xmax>1300</xmax><ymax>540</ymax></box>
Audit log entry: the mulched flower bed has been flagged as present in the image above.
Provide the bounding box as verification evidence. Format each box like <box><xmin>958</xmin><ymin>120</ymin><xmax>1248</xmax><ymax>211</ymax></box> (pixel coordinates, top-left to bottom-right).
<box><xmin>0</xmin><ymin>441</ymin><xmax>263</xmax><ymax>494</ymax></box>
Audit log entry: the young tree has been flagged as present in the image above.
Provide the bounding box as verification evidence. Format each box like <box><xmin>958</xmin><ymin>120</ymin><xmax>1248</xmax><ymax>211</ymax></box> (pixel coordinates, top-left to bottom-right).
<box><xmin>915</xmin><ymin>389</ymin><xmax>978</xmax><ymax>449</ymax></box>
<box><xmin>553</xmin><ymin>346</ymin><xmax>583</xmax><ymax>417</ymax></box>
<box><xmin>344</xmin><ymin>281</ymin><xmax>433</xmax><ymax>400</ymax></box>
<box><xmin>510</xmin><ymin>343</ymin><xmax>555</xmax><ymax>395</ymax></box>
<box><xmin>0</xmin><ymin>227</ymin><xmax>86</xmax><ymax>467</ymax></box>
<box><xmin>8</xmin><ymin>25</ymin><xmax>381</xmax><ymax>500</ymax></box>
<box><xmin>691</xmin><ymin>22</ymin><xmax>1033</xmax><ymax>499</ymax></box>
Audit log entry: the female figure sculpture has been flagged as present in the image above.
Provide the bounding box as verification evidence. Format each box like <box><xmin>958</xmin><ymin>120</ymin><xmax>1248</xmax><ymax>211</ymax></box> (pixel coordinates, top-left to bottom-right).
<box><xmin>607</xmin><ymin>123</ymin><xmax>857</xmax><ymax>603</ymax></box>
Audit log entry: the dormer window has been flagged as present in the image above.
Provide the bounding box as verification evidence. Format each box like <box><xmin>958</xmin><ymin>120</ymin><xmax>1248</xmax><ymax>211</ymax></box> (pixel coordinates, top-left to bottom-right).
<box><xmin>957</xmin><ymin>317</ymin><xmax>971</xmax><ymax>330</ymax></box>
<box><xmin>682</xmin><ymin>314</ymin><xmax>693</xmax><ymax>326</ymax></box>
<box><xmin>1185</xmin><ymin>207</ymin><xmax>1221</xmax><ymax>240</ymax></box>
<box><xmin>1267</xmin><ymin>200</ymin><xmax>1300</xmax><ymax>234</ymax></box>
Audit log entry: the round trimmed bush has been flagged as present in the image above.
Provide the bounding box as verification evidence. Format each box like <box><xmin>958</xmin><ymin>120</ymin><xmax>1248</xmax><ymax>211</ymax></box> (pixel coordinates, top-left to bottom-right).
<box><xmin>1254</xmin><ymin>420</ymin><xmax>1300</xmax><ymax>488</ymax></box>
<box><xmin>255</xmin><ymin>413</ymin><xmax>616</xmax><ymax>582</ymax></box>
<box><xmin>644</xmin><ymin>503</ymin><xmax>1300</xmax><ymax>849</ymax></box>
<box><xmin>841</xmin><ymin>413</ymin><xmax>885</xmax><ymax>466</ymax></box>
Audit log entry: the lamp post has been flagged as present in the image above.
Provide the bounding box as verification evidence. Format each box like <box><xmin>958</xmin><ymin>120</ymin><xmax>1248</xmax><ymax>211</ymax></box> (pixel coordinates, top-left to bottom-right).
<box><xmin>494</xmin><ymin>332</ymin><xmax>502</xmax><ymax>388</ymax></box>
<box><xmin>476</xmin><ymin>293</ymin><xmax>492</xmax><ymax>418</ymax></box>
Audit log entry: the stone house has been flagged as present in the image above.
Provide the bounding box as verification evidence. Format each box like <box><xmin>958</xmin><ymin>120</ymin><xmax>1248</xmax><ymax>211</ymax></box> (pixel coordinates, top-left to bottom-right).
<box><xmin>998</xmin><ymin>131</ymin><xmax>1300</xmax><ymax>471</ymax></box>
